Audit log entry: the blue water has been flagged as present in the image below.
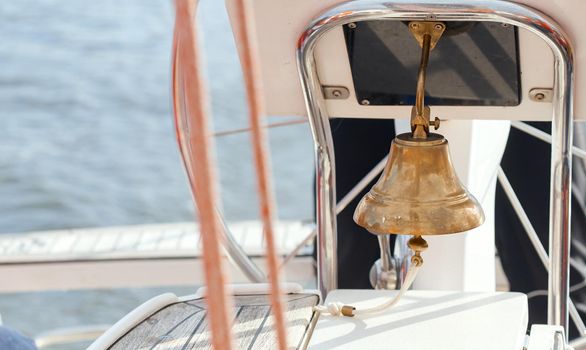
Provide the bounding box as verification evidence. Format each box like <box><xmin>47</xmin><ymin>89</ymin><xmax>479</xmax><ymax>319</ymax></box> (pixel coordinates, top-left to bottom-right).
<box><xmin>0</xmin><ymin>0</ymin><xmax>314</xmax><ymax>234</ymax></box>
<box><xmin>0</xmin><ymin>1</ymin><xmax>313</xmax><ymax>346</ymax></box>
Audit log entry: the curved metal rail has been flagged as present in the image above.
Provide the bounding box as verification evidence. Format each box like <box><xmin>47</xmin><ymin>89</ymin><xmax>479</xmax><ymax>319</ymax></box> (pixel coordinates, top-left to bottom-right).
<box><xmin>296</xmin><ymin>0</ymin><xmax>574</xmax><ymax>334</ymax></box>
<box><xmin>172</xmin><ymin>30</ymin><xmax>267</xmax><ymax>284</ymax></box>
<box><xmin>216</xmin><ymin>209</ymin><xmax>266</xmax><ymax>283</ymax></box>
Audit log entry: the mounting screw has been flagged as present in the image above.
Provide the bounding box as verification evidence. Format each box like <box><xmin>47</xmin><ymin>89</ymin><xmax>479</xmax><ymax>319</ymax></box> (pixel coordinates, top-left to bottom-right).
<box><xmin>529</xmin><ymin>88</ymin><xmax>552</xmax><ymax>102</ymax></box>
<box><xmin>361</xmin><ymin>99</ymin><xmax>370</xmax><ymax>106</ymax></box>
<box><xmin>410</xmin><ymin>22</ymin><xmax>420</xmax><ymax>29</ymax></box>
<box><xmin>502</xmin><ymin>23</ymin><xmax>509</xmax><ymax>28</ymax></box>
<box><xmin>323</xmin><ymin>86</ymin><xmax>349</xmax><ymax>100</ymax></box>
<box><xmin>434</xmin><ymin>23</ymin><xmax>444</xmax><ymax>31</ymax></box>
<box><xmin>348</xmin><ymin>22</ymin><xmax>357</xmax><ymax>29</ymax></box>
<box><xmin>431</xmin><ymin>117</ymin><xmax>441</xmax><ymax>130</ymax></box>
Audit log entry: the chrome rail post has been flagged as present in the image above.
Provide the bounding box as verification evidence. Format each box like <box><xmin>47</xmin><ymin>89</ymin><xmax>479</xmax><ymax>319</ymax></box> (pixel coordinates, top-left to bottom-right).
<box><xmin>549</xmin><ymin>55</ymin><xmax>574</xmax><ymax>330</ymax></box>
<box><xmin>296</xmin><ymin>46</ymin><xmax>338</xmax><ymax>296</ymax></box>
<box><xmin>296</xmin><ymin>1</ymin><xmax>574</xmax><ymax>327</ymax></box>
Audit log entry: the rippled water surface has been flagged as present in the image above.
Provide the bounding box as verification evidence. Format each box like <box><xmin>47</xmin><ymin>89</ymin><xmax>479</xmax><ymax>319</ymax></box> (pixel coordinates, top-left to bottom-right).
<box><xmin>0</xmin><ymin>0</ymin><xmax>313</xmax><ymax>347</ymax></box>
<box><xmin>0</xmin><ymin>0</ymin><xmax>314</xmax><ymax>234</ymax></box>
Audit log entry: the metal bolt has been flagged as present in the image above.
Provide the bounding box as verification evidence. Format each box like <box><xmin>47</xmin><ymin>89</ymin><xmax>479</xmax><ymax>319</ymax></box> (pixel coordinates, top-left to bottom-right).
<box><xmin>434</xmin><ymin>23</ymin><xmax>444</xmax><ymax>31</ymax></box>
<box><xmin>529</xmin><ymin>88</ymin><xmax>552</xmax><ymax>102</ymax></box>
<box><xmin>348</xmin><ymin>23</ymin><xmax>357</xmax><ymax>29</ymax></box>
<box><xmin>410</xmin><ymin>23</ymin><xmax>420</xmax><ymax>29</ymax></box>
<box><xmin>361</xmin><ymin>99</ymin><xmax>370</xmax><ymax>106</ymax></box>
<box><xmin>431</xmin><ymin>117</ymin><xmax>441</xmax><ymax>130</ymax></box>
<box><xmin>323</xmin><ymin>86</ymin><xmax>350</xmax><ymax>100</ymax></box>
<box><xmin>502</xmin><ymin>23</ymin><xmax>509</xmax><ymax>28</ymax></box>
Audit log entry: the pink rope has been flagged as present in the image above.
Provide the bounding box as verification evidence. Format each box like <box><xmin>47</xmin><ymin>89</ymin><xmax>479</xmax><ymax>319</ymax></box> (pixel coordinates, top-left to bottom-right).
<box><xmin>172</xmin><ymin>1</ymin><xmax>234</xmax><ymax>349</ymax></box>
<box><xmin>232</xmin><ymin>1</ymin><xmax>288</xmax><ymax>349</ymax></box>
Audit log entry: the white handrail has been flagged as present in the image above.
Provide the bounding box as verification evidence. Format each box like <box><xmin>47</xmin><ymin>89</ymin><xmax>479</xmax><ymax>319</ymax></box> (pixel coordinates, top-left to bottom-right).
<box><xmin>35</xmin><ymin>325</ymin><xmax>110</xmax><ymax>348</ymax></box>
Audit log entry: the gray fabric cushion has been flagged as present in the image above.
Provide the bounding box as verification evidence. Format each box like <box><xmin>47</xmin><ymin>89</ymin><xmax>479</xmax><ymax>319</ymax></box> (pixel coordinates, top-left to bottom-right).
<box><xmin>0</xmin><ymin>326</ymin><xmax>37</xmax><ymax>350</ymax></box>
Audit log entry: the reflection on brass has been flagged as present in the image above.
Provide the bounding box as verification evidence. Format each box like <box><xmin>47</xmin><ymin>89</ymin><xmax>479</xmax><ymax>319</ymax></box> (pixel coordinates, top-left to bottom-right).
<box><xmin>353</xmin><ymin>21</ymin><xmax>484</xmax><ymax>237</ymax></box>
<box><xmin>353</xmin><ymin>133</ymin><xmax>485</xmax><ymax>235</ymax></box>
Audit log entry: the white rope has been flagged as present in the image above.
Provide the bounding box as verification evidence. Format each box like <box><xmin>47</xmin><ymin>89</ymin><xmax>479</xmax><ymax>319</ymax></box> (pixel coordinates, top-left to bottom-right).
<box><xmin>314</xmin><ymin>263</ymin><xmax>421</xmax><ymax>317</ymax></box>
<box><xmin>313</xmin><ymin>301</ymin><xmax>347</xmax><ymax>316</ymax></box>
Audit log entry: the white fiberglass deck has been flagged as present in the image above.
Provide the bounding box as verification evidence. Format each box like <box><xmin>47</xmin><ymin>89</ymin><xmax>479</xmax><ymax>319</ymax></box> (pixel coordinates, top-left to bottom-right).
<box><xmin>0</xmin><ymin>221</ymin><xmax>314</xmax><ymax>292</ymax></box>
<box><xmin>309</xmin><ymin>290</ymin><xmax>528</xmax><ymax>350</ymax></box>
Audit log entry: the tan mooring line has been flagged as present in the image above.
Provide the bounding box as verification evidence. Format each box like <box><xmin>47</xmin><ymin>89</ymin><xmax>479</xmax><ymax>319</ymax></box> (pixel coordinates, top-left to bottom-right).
<box><xmin>232</xmin><ymin>0</ymin><xmax>288</xmax><ymax>349</ymax></box>
<box><xmin>173</xmin><ymin>0</ymin><xmax>235</xmax><ymax>348</ymax></box>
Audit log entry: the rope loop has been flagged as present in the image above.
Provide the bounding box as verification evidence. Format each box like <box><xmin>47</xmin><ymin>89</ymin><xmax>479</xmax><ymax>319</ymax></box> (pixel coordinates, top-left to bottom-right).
<box><xmin>314</xmin><ymin>263</ymin><xmax>421</xmax><ymax>318</ymax></box>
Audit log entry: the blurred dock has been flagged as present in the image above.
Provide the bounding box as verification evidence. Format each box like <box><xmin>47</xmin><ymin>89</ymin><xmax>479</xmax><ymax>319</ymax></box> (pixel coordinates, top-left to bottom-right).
<box><xmin>0</xmin><ymin>221</ymin><xmax>315</xmax><ymax>292</ymax></box>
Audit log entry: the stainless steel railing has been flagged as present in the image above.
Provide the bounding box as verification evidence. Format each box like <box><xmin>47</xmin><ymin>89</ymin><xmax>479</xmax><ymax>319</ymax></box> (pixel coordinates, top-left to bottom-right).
<box><xmin>297</xmin><ymin>0</ymin><xmax>574</xmax><ymax>335</ymax></box>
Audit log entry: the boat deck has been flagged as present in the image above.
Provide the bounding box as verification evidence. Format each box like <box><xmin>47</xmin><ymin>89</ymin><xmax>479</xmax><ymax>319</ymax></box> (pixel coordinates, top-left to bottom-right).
<box><xmin>0</xmin><ymin>221</ymin><xmax>314</xmax><ymax>292</ymax></box>
<box><xmin>108</xmin><ymin>293</ymin><xmax>319</xmax><ymax>349</ymax></box>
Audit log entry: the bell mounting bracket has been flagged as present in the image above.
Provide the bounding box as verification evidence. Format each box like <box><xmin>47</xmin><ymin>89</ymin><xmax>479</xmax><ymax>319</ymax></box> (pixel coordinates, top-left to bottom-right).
<box><xmin>408</xmin><ymin>21</ymin><xmax>446</xmax><ymax>50</ymax></box>
<box><xmin>407</xmin><ymin>21</ymin><xmax>446</xmax><ymax>138</ymax></box>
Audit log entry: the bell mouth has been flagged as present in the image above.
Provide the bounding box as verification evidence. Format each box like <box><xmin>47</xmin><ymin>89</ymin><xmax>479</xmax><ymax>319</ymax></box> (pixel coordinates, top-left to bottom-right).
<box><xmin>354</xmin><ymin>190</ymin><xmax>485</xmax><ymax>236</ymax></box>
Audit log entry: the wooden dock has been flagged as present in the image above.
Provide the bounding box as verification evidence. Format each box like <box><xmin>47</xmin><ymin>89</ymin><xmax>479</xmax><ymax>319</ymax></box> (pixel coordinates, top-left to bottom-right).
<box><xmin>0</xmin><ymin>221</ymin><xmax>315</xmax><ymax>293</ymax></box>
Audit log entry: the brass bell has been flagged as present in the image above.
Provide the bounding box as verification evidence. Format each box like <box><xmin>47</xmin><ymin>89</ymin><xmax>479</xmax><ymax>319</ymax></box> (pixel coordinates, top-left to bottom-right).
<box><xmin>353</xmin><ymin>21</ymin><xmax>484</xmax><ymax>236</ymax></box>
<box><xmin>353</xmin><ymin>132</ymin><xmax>484</xmax><ymax>235</ymax></box>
